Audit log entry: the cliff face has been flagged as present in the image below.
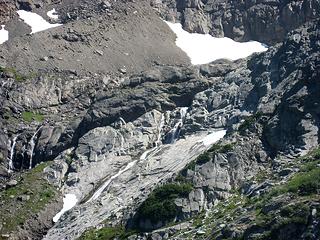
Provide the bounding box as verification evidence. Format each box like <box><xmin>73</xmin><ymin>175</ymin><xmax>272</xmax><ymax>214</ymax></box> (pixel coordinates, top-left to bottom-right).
<box><xmin>152</xmin><ymin>0</ymin><xmax>320</xmax><ymax>44</ymax></box>
<box><xmin>0</xmin><ymin>1</ymin><xmax>319</xmax><ymax>240</ymax></box>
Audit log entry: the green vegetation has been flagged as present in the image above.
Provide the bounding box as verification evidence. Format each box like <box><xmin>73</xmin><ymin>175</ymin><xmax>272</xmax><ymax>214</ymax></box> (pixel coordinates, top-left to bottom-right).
<box><xmin>176</xmin><ymin>143</ymin><xmax>235</xmax><ymax>185</ymax></box>
<box><xmin>269</xmin><ymin>150</ymin><xmax>320</xmax><ymax>197</ymax></box>
<box><xmin>285</xmin><ymin>168</ymin><xmax>320</xmax><ymax>195</ymax></box>
<box><xmin>180</xmin><ymin>143</ymin><xmax>234</xmax><ymax>174</ymax></box>
<box><xmin>239</xmin><ymin>148</ymin><xmax>320</xmax><ymax>239</ymax></box>
<box><xmin>0</xmin><ymin>67</ymin><xmax>36</xmax><ymax>82</ymax></box>
<box><xmin>252</xmin><ymin>147</ymin><xmax>320</xmax><ymax>202</ymax></box>
<box><xmin>180</xmin><ymin>147</ymin><xmax>320</xmax><ymax>239</ymax></box>
<box><xmin>199</xmin><ymin>195</ymin><xmax>247</xmax><ymax>238</ymax></box>
<box><xmin>79</xmin><ymin>226</ymin><xmax>135</xmax><ymax>240</ymax></box>
<box><xmin>208</xmin><ymin>143</ymin><xmax>234</xmax><ymax>154</ymax></box>
<box><xmin>255</xmin><ymin>201</ymin><xmax>311</xmax><ymax>240</ymax></box>
<box><xmin>136</xmin><ymin>183</ymin><xmax>193</xmax><ymax>225</ymax></box>
<box><xmin>0</xmin><ymin>162</ymin><xmax>57</xmax><ymax>236</ymax></box>
<box><xmin>238</xmin><ymin>112</ymin><xmax>262</xmax><ymax>134</ymax></box>
<box><xmin>192</xmin><ymin>211</ymin><xmax>206</xmax><ymax>228</ymax></box>
<box><xmin>2</xmin><ymin>110</ymin><xmax>43</xmax><ymax>124</ymax></box>
<box><xmin>195</xmin><ymin>152</ymin><xmax>211</xmax><ymax>165</ymax></box>
<box><xmin>22</xmin><ymin>111</ymin><xmax>44</xmax><ymax>122</ymax></box>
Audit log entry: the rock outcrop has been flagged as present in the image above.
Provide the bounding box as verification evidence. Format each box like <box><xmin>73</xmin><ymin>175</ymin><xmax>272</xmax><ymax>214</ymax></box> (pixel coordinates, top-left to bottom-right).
<box><xmin>152</xmin><ymin>0</ymin><xmax>320</xmax><ymax>44</ymax></box>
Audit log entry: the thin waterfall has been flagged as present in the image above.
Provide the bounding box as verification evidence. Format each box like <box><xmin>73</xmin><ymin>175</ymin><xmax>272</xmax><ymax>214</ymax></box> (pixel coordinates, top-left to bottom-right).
<box><xmin>155</xmin><ymin>113</ymin><xmax>165</xmax><ymax>147</ymax></box>
<box><xmin>8</xmin><ymin>134</ymin><xmax>20</xmax><ymax>173</ymax></box>
<box><xmin>140</xmin><ymin>113</ymin><xmax>165</xmax><ymax>160</ymax></box>
<box><xmin>28</xmin><ymin>126</ymin><xmax>43</xmax><ymax>169</ymax></box>
<box><xmin>169</xmin><ymin>107</ymin><xmax>188</xmax><ymax>144</ymax></box>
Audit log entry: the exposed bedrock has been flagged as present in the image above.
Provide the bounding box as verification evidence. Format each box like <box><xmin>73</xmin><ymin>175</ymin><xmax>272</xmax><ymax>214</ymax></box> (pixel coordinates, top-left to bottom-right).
<box><xmin>152</xmin><ymin>0</ymin><xmax>320</xmax><ymax>44</ymax></box>
<box><xmin>0</xmin><ymin>0</ymin><xmax>319</xmax><ymax>239</ymax></box>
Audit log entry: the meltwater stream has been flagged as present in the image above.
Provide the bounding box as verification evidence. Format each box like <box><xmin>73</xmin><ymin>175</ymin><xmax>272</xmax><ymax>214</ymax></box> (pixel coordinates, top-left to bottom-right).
<box><xmin>54</xmin><ymin>109</ymin><xmax>226</xmax><ymax>227</ymax></box>
<box><xmin>167</xmin><ymin>107</ymin><xmax>188</xmax><ymax>144</ymax></box>
<box><xmin>28</xmin><ymin>126</ymin><xmax>42</xmax><ymax>169</ymax></box>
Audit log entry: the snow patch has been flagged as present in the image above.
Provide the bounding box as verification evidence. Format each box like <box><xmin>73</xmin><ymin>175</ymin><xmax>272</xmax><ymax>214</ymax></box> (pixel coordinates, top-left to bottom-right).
<box><xmin>0</xmin><ymin>25</ymin><xmax>9</xmax><ymax>44</ymax></box>
<box><xmin>47</xmin><ymin>8</ymin><xmax>59</xmax><ymax>20</ymax></box>
<box><xmin>53</xmin><ymin>194</ymin><xmax>78</xmax><ymax>223</ymax></box>
<box><xmin>17</xmin><ymin>10</ymin><xmax>62</xmax><ymax>34</ymax></box>
<box><xmin>164</xmin><ymin>21</ymin><xmax>268</xmax><ymax>65</ymax></box>
<box><xmin>198</xmin><ymin>130</ymin><xmax>227</xmax><ymax>146</ymax></box>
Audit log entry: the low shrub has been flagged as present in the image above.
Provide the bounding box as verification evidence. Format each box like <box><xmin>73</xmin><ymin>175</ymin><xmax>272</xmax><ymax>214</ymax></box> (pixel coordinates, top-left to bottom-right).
<box><xmin>286</xmin><ymin>168</ymin><xmax>320</xmax><ymax>195</ymax></box>
<box><xmin>238</xmin><ymin>112</ymin><xmax>262</xmax><ymax>134</ymax></box>
<box><xmin>79</xmin><ymin>226</ymin><xmax>133</xmax><ymax>240</ymax></box>
<box><xmin>136</xmin><ymin>183</ymin><xmax>193</xmax><ymax>224</ymax></box>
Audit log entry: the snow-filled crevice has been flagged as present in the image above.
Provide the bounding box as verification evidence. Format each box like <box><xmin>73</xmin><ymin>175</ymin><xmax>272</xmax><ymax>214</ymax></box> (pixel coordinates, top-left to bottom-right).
<box><xmin>53</xmin><ymin>194</ymin><xmax>78</xmax><ymax>223</ymax></box>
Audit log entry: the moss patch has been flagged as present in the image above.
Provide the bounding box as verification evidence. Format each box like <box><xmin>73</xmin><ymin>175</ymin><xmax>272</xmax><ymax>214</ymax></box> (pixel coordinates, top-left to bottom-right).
<box><xmin>22</xmin><ymin>111</ymin><xmax>44</xmax><ymax>122</ymax></box>
<box><xmin>0</xmin><ymin>67</ymin><xmax>36</xmax><ymax>82</ymax></box>
<box><xmin>0</xmin><ymin>162</ymin><xmax>57</xmax><ymax>236</ymax></box>
<box><xmin>79</xmin><ymin>226</ymin><xmax>135</xmax><ymax>240</ymax></box>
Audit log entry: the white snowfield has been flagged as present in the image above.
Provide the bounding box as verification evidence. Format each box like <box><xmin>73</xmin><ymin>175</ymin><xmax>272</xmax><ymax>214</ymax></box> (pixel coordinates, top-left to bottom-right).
<box><xmin>198</xmin><ymin>130</ymin><xmax>227</xmax><ymax>146</ymax></box>
<box><xmin>53</xmin><ymin>194</ymin><xmax>78</xmax><ymax>223</ymax></box>
<box><xmin>0</xmin><ymin>25</ymin><xmax>9</xmax><ymax>44</ymax></box>
<box><xmin>47</xmin><ymin>8</ymin><xmax>59</xmax><ymax>20</ymax></box>
<box><xmin>164</xmin><ymin>21</ymin><xmax>268</xmax><ymax>65</ymax></box>
<box><xmin>17</xmin><ymin>10</ymin><xmax>62</xmax><ymax>34</ymax></box>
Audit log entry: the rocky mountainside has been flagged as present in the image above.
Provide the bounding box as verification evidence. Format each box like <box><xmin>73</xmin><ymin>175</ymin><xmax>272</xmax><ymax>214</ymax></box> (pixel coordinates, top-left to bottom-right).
<box><xmin>0</xmin><ymin>0</ymin><xmax>189</xmax><ymax>76</ymax></box>
<box><xmin>0</xmin><ymin>0</ymin><xmax>319</xmax><ymax>240</ymax></box>
<box><xmin>152</xmin><ymin>0</ymin><xmax>320</xmax><ymax>44</ymax></box>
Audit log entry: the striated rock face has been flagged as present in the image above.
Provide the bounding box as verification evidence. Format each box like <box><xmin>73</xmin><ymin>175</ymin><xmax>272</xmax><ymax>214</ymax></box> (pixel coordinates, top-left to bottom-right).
<box><xmin>0</xmin><ymin>0</ymin><xmax>319</xmax><ymax>239</ymax></box>
<box><xmin>152</xmin><ymin>0</ymin><xmax>320</xmax><ymax>44</ymax></box>
<box><xmin>43</xmin><ymin>19</ymin><xmax>320</xmax><ymax>238</ymax></box>
<box><xmin>0</xmin><ymin>64</ymin><xmax>209</xmax><ymax>184</ymax></box>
